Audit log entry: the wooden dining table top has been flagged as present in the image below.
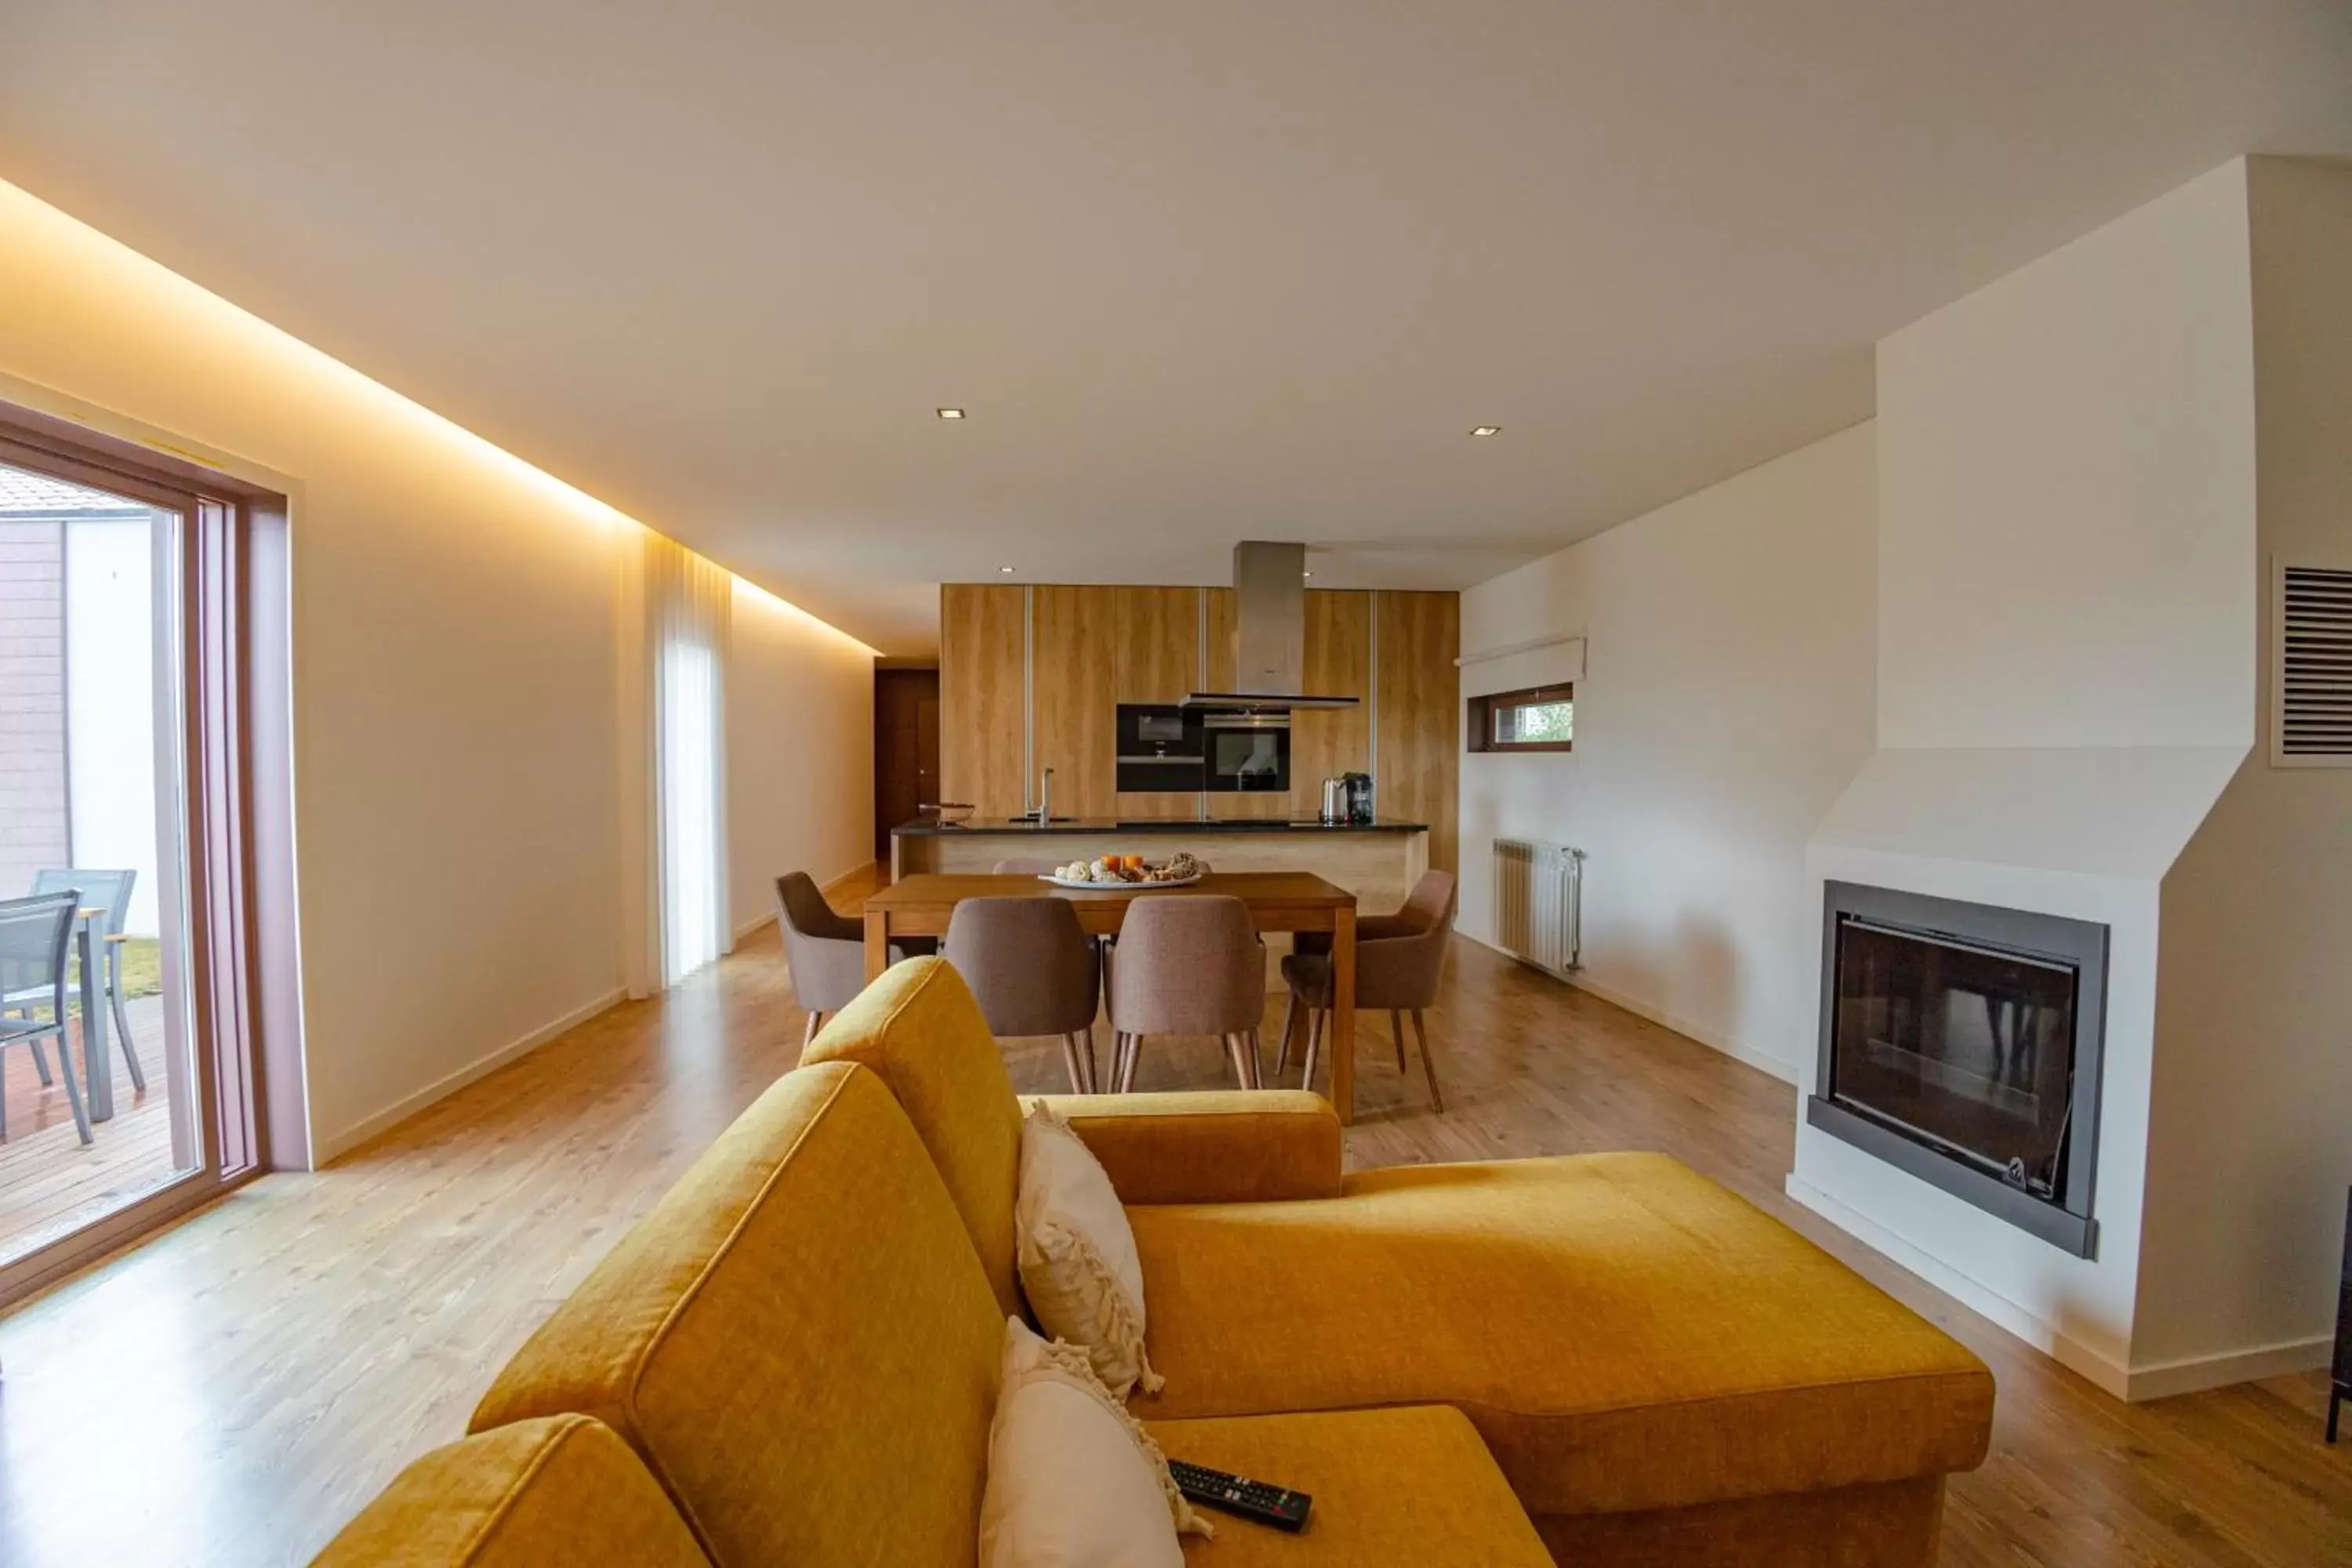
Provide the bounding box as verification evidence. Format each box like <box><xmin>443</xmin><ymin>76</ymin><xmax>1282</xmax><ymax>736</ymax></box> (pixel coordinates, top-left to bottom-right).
<box><xmin>863</xmin><ymin>869</ymin><xmax>1355</xmax><ymax>927</ymax></box>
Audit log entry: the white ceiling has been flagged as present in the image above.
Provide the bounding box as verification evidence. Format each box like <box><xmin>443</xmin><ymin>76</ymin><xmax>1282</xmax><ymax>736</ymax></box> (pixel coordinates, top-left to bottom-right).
<box><xmin>4</xmin><ymin>3</ymin><xmax>2349</xmax><ymax>655</ymax></box>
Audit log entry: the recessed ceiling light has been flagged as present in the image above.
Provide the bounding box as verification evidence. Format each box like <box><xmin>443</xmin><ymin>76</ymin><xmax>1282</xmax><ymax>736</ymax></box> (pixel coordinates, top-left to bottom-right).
<box><xmin>1470</xmin><ymin>425</ymin><xmax>1501</xmax><ymax>437</ymax></box>
<box><xmin>999</xmin><ymin>564</ymin><xmax>1016</xmax><ymax>574</ymax></box>
<box><xmin>938</xmin><ymin>407</ymin><xmax>967</xmax><ymax>419</ymax></box>
<box><xmin>1303</xmin><ymin>571</ymin><xmax>1313</xmax><ymax>579</ymax></box>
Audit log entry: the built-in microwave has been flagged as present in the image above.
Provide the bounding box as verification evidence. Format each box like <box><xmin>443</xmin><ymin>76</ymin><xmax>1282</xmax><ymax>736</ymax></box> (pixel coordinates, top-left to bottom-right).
<box><xmin>1203</xmin><ymin>712</ymin><xmax>1290</xmax><ymax>794</ymax></box>
<box><xmin>1115</xmin><ymin>704</ymin><xmax>1205</xmax><ymax>792</ymax></box>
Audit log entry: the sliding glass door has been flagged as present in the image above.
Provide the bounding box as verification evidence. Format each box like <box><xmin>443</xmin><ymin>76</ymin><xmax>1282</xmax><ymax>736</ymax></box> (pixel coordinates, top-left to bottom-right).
<box><xmin>0</xmin><ymin>460</ymin><xmax>199</xmax><ymax>1268</ymax></box>
<box><xmin>0</xmin><ymin>412</ymin><xmax>285</xmax><ymax>1305</ymax></box>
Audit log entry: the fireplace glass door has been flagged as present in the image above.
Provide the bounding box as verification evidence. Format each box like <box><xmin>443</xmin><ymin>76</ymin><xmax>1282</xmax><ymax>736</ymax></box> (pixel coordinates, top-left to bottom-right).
<box><xmin>1828</xmin><ymin>917</ymin><xmax>2078</xmax><ymax>1196</ymax></box>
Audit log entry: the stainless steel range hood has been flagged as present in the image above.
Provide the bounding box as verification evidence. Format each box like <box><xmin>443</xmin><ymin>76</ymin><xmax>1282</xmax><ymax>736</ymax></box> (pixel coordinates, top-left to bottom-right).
<box><xmin>1182</xmin><ymin>542</ymin><xmax>1360</xmax><ymax>712</ymax></box>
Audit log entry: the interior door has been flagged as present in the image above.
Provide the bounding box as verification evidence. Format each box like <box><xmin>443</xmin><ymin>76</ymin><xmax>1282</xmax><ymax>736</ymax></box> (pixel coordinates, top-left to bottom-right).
<box><xmin>873</xmin><ymin>668</ymin><xmax>942</xmax><ymax>861</ymax></box>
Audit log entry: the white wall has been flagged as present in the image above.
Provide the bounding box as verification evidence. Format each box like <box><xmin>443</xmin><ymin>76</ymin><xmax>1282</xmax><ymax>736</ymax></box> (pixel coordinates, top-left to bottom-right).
<box><xmin>1795</xmin><ymin>158</ymin><xmax>2272</xmax><ymax>1400</ymax></box>
<box><xmin>1875</xmin><ymin>158</ymin><xmax>2258</xmax><ymax>751</ymax></box>
<box><xmin>728</xmin><ymin>579</ymin><xmax>876</xmax><ymax>938</ymax></box>
<box><xmin>0</xmin><ymin>176</ymin><xmax>874</xmax><ymax>1161</ymax></box>
<box><xmin>1457</xmin><ymin>423</ymin><xmax>1878</xmax><ymax>1077</ymax></box>
<box><xmin>2136</xmin><ymin>157</ymin><xmax>2352</xmax><ymax>1380</ymax></box>
<box><xmin>62</xmin><ymin>515</ymin><xmax>162</xmax><ymax>935</ymax></box>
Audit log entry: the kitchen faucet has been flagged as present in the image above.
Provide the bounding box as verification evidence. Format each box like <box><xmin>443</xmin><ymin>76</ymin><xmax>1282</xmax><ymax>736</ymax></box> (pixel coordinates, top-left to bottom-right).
<box><xmin>1036</xmin><ymin>766</ymin><xmax>1053</xmax><ymax>827</ymax></box>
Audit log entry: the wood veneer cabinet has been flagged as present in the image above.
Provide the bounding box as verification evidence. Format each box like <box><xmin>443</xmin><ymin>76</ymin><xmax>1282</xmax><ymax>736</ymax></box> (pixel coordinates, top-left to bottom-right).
<box><xmin>937</xmin><ymin>582</ymin><xmax>1460</xmax><ymax>869</ymax></box>
<box><xmin>1029</xmin><ymin>585</ymin><xmax>1119</xmax><ymax>818</ymax></box>
<box><xmin>1376</xmin><ymin>590</ymin><xmax>1461</xmax><ymax>876</ymax></box>
<box><xmin>938</xmin><ymin>583</ymin><xmax>1027</xmax><ymax>819</ymax></box>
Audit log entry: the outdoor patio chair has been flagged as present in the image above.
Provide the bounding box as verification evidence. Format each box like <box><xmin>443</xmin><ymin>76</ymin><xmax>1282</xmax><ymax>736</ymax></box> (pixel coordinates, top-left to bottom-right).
<box><xmin>16</xmin><ymin>869</ymin><xmax>146</xmax><ymax>1093</ymax></box>
<box><xmin>0</xmin><ymin>890</ymin><xmax>94</xmax><ymax>1145</ymax></box>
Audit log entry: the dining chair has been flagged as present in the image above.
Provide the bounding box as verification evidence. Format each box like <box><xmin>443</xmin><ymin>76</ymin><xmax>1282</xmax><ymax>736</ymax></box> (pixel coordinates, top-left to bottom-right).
<box><xmin>1104</xmin><ymin>895</ymin><xmax>1265</xmax><ymax>1093</ymax></box>
<box><xmin>941</xmin><ymin>896</ymin><xmax>1102</xmax><ymax>1093</ymax></box>
<box><xmin>23</xmin><ymin>868</ymin><xmax>146</xmax><ymax>1092</ymax></box>
<box><xmin>1278</xmin><ymin>869</ymin><xmax>1457</xmax><ymax>1111</ymax></box>
<box><xmin>989</xmin><ymin>858</ymin><xmax>1060</xmax><ymax>875</ymax></box>
<box><xmin>0</xmin><ymin>890</ymin><xmax>94</xmax><ymax>1145</ymax></box>
<box><xmin>773</xmin><ymin>873</ymin><xmax>933</xmax><ymax>1051</ymax></box>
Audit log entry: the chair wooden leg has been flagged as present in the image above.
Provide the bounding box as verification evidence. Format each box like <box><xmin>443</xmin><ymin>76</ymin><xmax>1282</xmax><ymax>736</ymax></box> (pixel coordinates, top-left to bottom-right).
<box><xmin>1119</xmin><ymin>1033</ymin><xmax>1142</xmax><ymax>1094</ymax></box>
<box><xmin>1411</xmin><ymin>1008</ymin><xmax>1443</xmax><ymax>1112</ymax></box>
<box><xmin>1221</xmin><ymin>1033</ymin><xmax>1245</xmax><ymax>1090</ymax></box>
<box><xmin>1244</xmin><ymin>1029</ymin><xmax>1264</xmax><ymax>1089</ymax></box>
<box><xmin>1079</xmin><ymin>1028</ymin><xmax>1099</xmax><ymax>1094</ymax></box>
<box><xmin>1391</xmin><ymin>1009</ymin><xmax>1407</xmax><ymax>1070</ymax></box>
<box><xmin>1300</xmin><ymin>1009</ymin><xmax>1324</xmax><ymax>1093</ymax></box>
<box><xmin>800</xmin><ymin>1011</ymin><xmax>823</xmax><ymax>1054</ymax></box>
<box><xmin>1274</xmin><ymin>991</ymin><xmax>1298</xmax><ymax>1076</ymax></box>
<box><xmin>1057</xmin><ymin>1033</ymin><xmax>1088</xmax><ymax>1094</ymax></box>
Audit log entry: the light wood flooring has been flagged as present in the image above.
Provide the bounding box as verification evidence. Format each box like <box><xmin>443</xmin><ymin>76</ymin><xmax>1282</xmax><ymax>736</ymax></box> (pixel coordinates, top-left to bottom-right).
<box><xmin>0</xmin><ymin>995</ymin><xmax>183</xmax><ymax>1267</ymax></box>
<box><xmin>0</xmin><ymin>892</ymin><xmax>2343</xmax><ymax>1566</ymax></box>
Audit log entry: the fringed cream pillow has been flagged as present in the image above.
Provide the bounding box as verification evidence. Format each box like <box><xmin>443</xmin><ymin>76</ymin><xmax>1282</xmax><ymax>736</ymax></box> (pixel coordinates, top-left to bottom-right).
<box><xmin>979</xmin><ymin>1319</ymin><xmax>1212</xmax><ymax>1568</ymax></box>
<box><xmin>1014</xmin><ymin>1103</ymin><xmax>1161</xmax><ymax>1399</ymax></box>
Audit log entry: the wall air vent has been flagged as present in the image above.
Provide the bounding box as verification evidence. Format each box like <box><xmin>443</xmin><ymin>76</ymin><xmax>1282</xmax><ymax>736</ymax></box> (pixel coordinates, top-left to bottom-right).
<box><xmin>2276</xmin><ymin>563</ymin><xmax>2352</xmax><ymax>767</ymax></box>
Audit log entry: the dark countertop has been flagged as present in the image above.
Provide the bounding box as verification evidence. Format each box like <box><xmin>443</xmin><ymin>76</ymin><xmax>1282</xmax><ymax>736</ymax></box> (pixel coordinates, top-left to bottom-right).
<box><xmin>892</xmin><ymin>815</ymin><xmax>1428</xmax><ymax>837</ymax></box>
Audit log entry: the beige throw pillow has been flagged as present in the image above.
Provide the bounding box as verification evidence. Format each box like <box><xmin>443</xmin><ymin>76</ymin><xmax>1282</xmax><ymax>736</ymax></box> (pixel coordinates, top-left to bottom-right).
<box><xmin>1015</xmin><ymin>1103</ymin><xmax>1162</xmax><ymax>1399</ymax></box>
<box><xmin>978</xmin><ymin>1319</ymin><xmax>1211</xmax><ymax>1568</ymax></box>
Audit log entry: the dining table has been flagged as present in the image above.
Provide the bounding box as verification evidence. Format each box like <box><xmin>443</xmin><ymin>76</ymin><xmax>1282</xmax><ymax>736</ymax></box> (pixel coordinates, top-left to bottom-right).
<box><xmin>860</xmin><ymin>870</ymin><xmax>1364</xmax><ymax>1124</ymax></box>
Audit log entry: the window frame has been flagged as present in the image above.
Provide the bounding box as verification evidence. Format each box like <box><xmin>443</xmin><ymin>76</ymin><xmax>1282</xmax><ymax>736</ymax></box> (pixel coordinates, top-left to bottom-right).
<box><xmin>0</xmin><ymin>404</ymin><xmax>293</xmax><ymax>1308</ymax></box>
<box><xmin>1468</xmin><ymin>682</ymin><xmax>1575</xmax><ymax>754</ymax></box>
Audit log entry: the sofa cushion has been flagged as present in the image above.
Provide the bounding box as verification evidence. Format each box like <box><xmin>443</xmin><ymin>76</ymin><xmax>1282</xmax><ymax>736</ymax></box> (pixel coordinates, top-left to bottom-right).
<box><xmin>470</xmin><ymin>1062</ymin><xmax>1002</xmax><ymax>1568</ymax></box>
<box><xmin>802</xmin><ymin>957</ymin><xmax>1026</xmax><ymax>1315</ymax></box>
<box><xmin>1128</xmin><ymin>1152</ymin><xmax>1993</xmax><ymax>1519</ymax></box>
<box><xmin>312</xmin><ymin>1415</ymin><xmax>707</xmax><ymax>1568</ymax></box>
<box><xmin>1031</xmin><ymin>1091</ymin><xmax>1344</xmax><ymax>1205</ymax></box>
<box><xmin>1141</xmin><ymin>1405</ymin><xmax>1552</xmax><ymax>1566</ymax></box>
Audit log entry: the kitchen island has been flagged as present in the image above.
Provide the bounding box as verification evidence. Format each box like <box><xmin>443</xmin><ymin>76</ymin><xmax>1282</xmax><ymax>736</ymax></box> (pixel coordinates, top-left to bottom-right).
<box><xmin>890</xmin><ymin>816</ymin><xmax>1429</xmax><ymax>916</ymax></box>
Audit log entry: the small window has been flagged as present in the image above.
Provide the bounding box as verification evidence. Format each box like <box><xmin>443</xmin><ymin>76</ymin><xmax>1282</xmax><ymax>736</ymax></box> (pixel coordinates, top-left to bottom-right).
<box><xmin>1469</xmin><ymin>684</ymin><xmax>1573</xmax><ymax>753</ymax></box>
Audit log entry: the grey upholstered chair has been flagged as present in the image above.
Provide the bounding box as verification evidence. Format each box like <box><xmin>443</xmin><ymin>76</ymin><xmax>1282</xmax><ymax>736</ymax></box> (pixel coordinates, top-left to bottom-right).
<box><xmin>773</xmin><ymin>872</ymin><xmax>934</xmax><ymax>1051</ymax></box>
<box><xmin>0</xmin><ymin>890</ymin><xmax>93</xmax><ymax>1145</ymax></box>
<box><xmin>1278</xmin><ymin>869</ymin><xmax>1457</xmax><ymax>1110</ymax></box>
<box><xmin>990</xmin><ymin>858</ymin><xmax>1060</xmax><ymax>876</ymax></box>
<box><xmin>1105</xmin><ymin>895</ymin><xmax>1265</xmax><ymax>1094</ymax></box>
<box><xmin>942</xmin><ymin>896</ymin><xmax>1102</xmax><ymax>1093</ymax></box>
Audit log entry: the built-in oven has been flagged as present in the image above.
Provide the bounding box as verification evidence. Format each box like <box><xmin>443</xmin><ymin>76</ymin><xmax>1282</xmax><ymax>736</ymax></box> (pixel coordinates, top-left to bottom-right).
<box><xmin>1203</xmin><ymin>712</ymin><xmax>1290</xmax><ymax>794</ymax></box>
<box><xmin>1115</xmin><ymin>704</ymin><xmax>1205</xmax><ymax>792</ymax></box>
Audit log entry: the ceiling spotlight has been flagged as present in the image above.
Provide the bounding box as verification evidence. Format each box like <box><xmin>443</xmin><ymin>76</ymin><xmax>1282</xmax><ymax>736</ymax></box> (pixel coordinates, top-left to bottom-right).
<box><xmin>938</xmin><ymin>407</ymin><xmax>967</xmax><ymax>419</ymax></box>
<box><xmin>1470</xmin><ymin>425</ymin><xmax>1501</xmax><ymax>437</ymax></box>
<box><xmin>999</xmin><ymin>565</ymin><xmax>1017</xmax><ymax>574</ymax></box>
<box><xmin>1303</xmin><ymin>571</ymin><xmax>1313</xmax><ymax>579</ymax></box>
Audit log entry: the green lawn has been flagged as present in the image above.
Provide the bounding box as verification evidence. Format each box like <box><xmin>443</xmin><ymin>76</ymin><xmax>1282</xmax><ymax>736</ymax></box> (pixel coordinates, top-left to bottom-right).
<box><xmin>116</xmin><ymin>937</ymin><xmax>162</xmax><ymax>1000</ymax></box>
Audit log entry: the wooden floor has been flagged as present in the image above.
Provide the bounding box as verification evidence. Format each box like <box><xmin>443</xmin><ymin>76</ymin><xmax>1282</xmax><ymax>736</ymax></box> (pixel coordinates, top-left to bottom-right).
<box><xmin>0</xmin><ymin>897</ymin><xmax>2343</xmax><ymax>1566</ymax></box>
<box><xmin>0</xmin><ymin>995</ymin><xmax>182</xmax><ymax>1266</ymax></box>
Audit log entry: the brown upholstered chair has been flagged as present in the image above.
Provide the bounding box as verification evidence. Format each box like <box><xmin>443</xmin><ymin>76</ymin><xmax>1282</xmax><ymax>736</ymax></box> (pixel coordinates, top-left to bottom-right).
<box><xmin>1105</xmin><ymin>895</ymin><xmax>1265</xmax><ymax>1093</ymax></box>
<box><xmin>942</xmin><ymin>896</ymin><xmax>1103</xmax><ymax>1092</ymax></box>
<box><xmin>773</xmin><ymin>872</ymin><xmax>932</xmax><ymax>1050</ymax></box>
<box><xmin>1278</xmin><ymin>869</ymin><xmax>1456</xmax><ymax>1109</ymax></box>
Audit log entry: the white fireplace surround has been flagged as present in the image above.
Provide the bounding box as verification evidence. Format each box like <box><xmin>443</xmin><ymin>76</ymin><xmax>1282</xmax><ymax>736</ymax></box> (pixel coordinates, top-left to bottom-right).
<box><xmin>1785</xmin><ymin>158</ymin><xmax>2352</xmax><ymax>1402</ymax></box>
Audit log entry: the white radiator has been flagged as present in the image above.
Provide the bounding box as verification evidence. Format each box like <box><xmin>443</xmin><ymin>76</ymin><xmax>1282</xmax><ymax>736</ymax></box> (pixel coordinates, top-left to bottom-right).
<box><xmin>1492</xmin><ymin>839</ymin><xmax>1584</xmax><ymax>975</ymax></box>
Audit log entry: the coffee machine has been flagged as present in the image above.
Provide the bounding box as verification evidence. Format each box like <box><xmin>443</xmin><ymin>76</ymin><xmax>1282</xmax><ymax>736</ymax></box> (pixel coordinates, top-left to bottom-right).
<box><xmin>1319</xmin><ymin>771</ymin><xmax>1374</xmax><ymax>825</ymax></box>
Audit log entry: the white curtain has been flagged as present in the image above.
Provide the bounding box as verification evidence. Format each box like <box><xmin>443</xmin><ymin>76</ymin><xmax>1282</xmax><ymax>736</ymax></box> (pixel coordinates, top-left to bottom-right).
<box><xmin>645</xmin><ymin>532</ymin><xmax>732</xmax><ymax>986</ymax></box>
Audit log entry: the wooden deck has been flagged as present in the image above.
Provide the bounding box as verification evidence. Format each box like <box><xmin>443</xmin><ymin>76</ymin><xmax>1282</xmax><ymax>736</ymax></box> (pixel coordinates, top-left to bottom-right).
<box><xmin>0</xmin><ymin>994</ymin><xmax>182</xmax><ymax>1267</ymax></box>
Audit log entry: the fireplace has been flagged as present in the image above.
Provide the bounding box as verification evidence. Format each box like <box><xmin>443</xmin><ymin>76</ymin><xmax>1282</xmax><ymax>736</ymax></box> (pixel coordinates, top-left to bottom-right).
<box><xmin>1809</xmin><ymin>883</ymin><xmax>2107</xmax><ymax>1257</ymax></box>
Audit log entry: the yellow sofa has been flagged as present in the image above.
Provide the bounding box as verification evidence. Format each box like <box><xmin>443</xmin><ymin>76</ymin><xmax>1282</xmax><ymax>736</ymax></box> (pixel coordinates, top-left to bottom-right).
<box><xmin>316</xmin><ymin>958</ymin><xmax>1993</xmax><ymax>1567</ymax></box>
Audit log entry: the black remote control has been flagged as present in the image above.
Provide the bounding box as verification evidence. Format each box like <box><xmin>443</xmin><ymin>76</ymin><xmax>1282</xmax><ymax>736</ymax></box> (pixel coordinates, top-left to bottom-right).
<box><xmin>1167</xmin><ymin>1458</ymin><xmax>1312</xmax><ymax>1532</ymax></box>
